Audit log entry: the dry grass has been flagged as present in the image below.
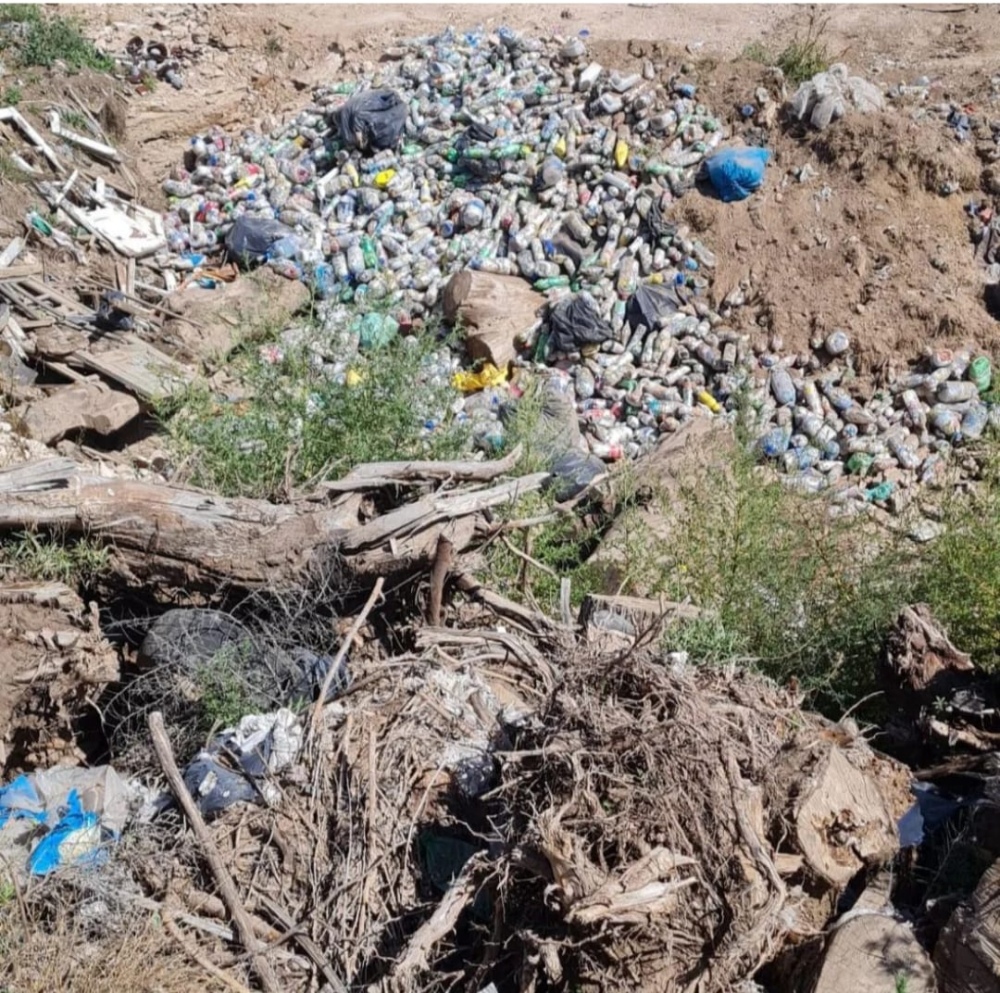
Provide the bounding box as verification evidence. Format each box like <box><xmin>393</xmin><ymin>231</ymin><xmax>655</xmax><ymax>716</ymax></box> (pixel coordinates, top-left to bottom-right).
<box><xmin>0</xmin><ymin>898</ymin><xmax>232</xmax><ymax>992</ymax></box>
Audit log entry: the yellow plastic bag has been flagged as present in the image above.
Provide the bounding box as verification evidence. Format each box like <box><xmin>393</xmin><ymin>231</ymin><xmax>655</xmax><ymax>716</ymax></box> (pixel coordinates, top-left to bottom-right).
<box><xmin>374</xmin><ymin>169</ymin><xmax>396</xmax><ymax>189</ymax></box>
<box><xmin>452</xmin><ymin>363</ymin><xmax>507</xmax><ymax>393</ymax></box>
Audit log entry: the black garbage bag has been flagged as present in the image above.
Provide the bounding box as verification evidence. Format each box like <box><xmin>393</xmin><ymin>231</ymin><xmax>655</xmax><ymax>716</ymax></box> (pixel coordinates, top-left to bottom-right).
<box><xmin>645</xmin><ymin>196</ymin><xmax>677</xmax><ymax>241</ymax></box>
<box><xmin>182</xmin><ymin>752</ymin><xmax>263</xmax><ymax>818</ymax></box>
<box><xmin>548</xmin><ymin>449</ymin><xmax>608</xmax><ymax>502</ymax></box>
<box><xmin>224</xmin><ymin>215</ymin><xmax>295</xmax><ymax>267</ymax></box>
<box><xmin>459</xmin><ymin>155</ymin><xmax>503</xmax><ymax>183</ymax></box>
<box><xmin>627</xmin><ymin>282</ymin><xmax>686</xmax><ymax>331</ymax></box>
<box><xmin>338</xmin><ymin>89</ymin><xmax>407</xmax><ymax>153</ymax></box>
<box><xmin>548</xmin><ymin>293</ymin><xmax>614</xmax><ymax>353</ymax></box>
<box><xmin>501</xmin><ymin>377</ymin><xmax>607</xmax><ymax>500</ymax></box>
<box><xmin>284</xmin><ymin>647</ymin><xmax>350</xmax><ymax>705</ymax></box>
<box><xmin>94</xmin><ymin>290</ymin><xmax>135</xmax><ymax>332</ymax></box>
<box><xmin>464</xmin><ymin>120</ymin><xmax>498</xmax><ymax>143</ymax></box>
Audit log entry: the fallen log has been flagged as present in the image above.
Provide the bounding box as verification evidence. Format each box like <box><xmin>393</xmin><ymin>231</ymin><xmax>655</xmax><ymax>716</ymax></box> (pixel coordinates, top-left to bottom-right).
<box><xmin>936</xmin><ymin>855</ymin><xmax>1000</xmax><ymax>993</ymax></box>
<box><xmin>766</xmin><ymin>731</ymin><xmax>906</xmax><ymax>888</ymax></box>
<box><xmin>805</xmin><ymin>913</ymin><xmax>937</xmax><ymax>993</ymax></box>
<box><xmin>0</xmin><ymin>457</ymin><xmax>546</xmax><ymax>591</ymax></box>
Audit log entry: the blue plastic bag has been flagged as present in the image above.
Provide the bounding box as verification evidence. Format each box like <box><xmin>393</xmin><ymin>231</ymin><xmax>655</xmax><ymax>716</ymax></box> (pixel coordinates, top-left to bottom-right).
<box><xmin>28</xmin><ymin>790</ymin><xmax>103</xmax><ymax>876</ymax></box>
<box><xmin>0</xmin><ymin>774</ymin><xmax>46</xmax><ymax>828</ymax></box>
<box><xmin>704</xmin><ymin>147</ymin><xmax>771</xmax><ymax>203</ymax></box>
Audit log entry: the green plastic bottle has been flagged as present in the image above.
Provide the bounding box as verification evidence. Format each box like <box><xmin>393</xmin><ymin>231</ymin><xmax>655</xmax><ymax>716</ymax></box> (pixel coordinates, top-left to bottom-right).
<box><xmin>846</xmin><ymin>452</ymin><xmax>874</xmax><ymax>477</ymax></box>
<box><xmin>360</xmin><ymin>236</ymin><xmax>378</xmax><ymax>269</ymax></box>
<box><xmin>865</xmin><ymin>481</ymin><xmax>895</xmax><ymax>503</ymax></box>
<box><xmin>533</xmin><ymin>275</ymin><xmax>570</xmax><ymax>290</ymax></box>
<box><xmin>970</xmin><ymin>355</ymin><xmax>993</xmax><ymax>394</ymax></box>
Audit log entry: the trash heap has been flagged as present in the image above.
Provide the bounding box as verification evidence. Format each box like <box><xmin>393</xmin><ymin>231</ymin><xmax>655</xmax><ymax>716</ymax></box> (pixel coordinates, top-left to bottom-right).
<box><xmin>154</xmin><ymin>25</ymin><xmax>994</xmax><ymax>507</ymax></box>
<box><xmin>154</xmin><ymin>26</ymin><xmax>744</xmax><ymax>462</ymax></box>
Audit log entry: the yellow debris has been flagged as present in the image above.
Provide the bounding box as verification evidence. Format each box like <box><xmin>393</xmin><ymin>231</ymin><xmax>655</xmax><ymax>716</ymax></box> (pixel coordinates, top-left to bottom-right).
<box><xmin>452</xmin><ymin>363</ymin><xmax>508</xmax><ymax>393</ymax></box>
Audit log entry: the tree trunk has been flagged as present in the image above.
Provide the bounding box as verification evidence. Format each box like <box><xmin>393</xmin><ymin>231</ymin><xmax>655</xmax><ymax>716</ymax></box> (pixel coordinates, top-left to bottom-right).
<box><xmin>0</xmin><ymin>458</ymin><xmax>546</xmax><ymax>591</ymax></box>
<box><xmin>767</xmin><ymin>732</ymin><xmax>905</xmax><ymax>888</ymax></box>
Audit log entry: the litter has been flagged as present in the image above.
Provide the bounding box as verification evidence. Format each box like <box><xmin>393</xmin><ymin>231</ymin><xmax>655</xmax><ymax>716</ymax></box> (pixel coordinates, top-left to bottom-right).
<box><xmin>180</xmin><ymin>708</ymin><xmax>304</xmax><ymax>818</ymax></box>
<box><xmin>0</xmin><ymin>766</ymin><xmax>131</xmax><ymax>877</ymax></box>
<box><xmin>47</xmin><ymin>110</ymin><xmax>121</xmax><ymax>163</ymax></box>
<box><xmin>788</xmin><ymin>64</ymin><xmax>885</xmax><ymax>131</ymax></box>
<box><xmin>703</xmin><ymin>146</ymin><xmax>771</xmax><ymax>202</ymax></box>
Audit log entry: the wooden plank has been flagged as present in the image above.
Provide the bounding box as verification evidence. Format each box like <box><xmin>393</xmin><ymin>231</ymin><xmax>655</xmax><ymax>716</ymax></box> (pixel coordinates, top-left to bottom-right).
<box><xmin>76</xmin><ymin>338</ymin><xmax>195</xmax><ymax>400</ymax></box>
<box><xmin>0</xmin><ymin>264</ymin><xmax>44</xmax><ymax>281</ymax></box>
<box><xmin>21</xmin><ymin>276</ymin><xmax>92</xmax><ymax>314</ymax></box>
<box><xmin>579</xmin><ymin>593</ymin><xmax>703</xmax><ymax>642</ymax></box>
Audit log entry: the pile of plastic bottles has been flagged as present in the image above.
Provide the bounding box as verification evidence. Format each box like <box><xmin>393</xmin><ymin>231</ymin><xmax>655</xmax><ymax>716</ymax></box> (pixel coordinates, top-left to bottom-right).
<box><xmin>154</xmin><ymin>24</ymin><xmax>996</xmax><ymax>506</ymax></box>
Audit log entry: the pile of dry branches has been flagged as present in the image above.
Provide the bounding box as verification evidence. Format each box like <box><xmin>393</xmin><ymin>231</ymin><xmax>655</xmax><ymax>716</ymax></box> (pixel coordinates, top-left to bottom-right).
<box><xmin>129</xmin><ymin>619</ymin><xmax>914</xmax><ymax>993</ymax></box>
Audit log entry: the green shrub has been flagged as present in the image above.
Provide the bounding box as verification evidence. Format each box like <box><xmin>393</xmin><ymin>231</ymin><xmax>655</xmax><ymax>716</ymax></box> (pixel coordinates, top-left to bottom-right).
<box><xmin>14</xmin><ymin>11</ymin><xmax>114</xmax><ymax>72</ymax></box>
<box><xmin>776</xmin><ymin>12</ymin><xmax>831</xmax><ymax>84</ymax></box>
<box><xmin>914</xmin><ymin>444</ymin><xmax>1000</xmax><ymax>672</ymax></box>
<box><xmin>742</xmin><ymin>41</ymin><xmax>772</xmax><ymax>65</ymax></box>
<box><xmin>162</xmin><ymin>325</ymin><xmax>470</xmax><ymax>500</ymax></box>
<box><xmin>648</xmin><ymin>444</ymin><xmax>916</xmax><ymax>711</ymax></box>
<box><xmin>195</xmin><ymin>642</ymin><xmax>258</xmax><ymax>732</ymax></box>
<box><xmin>0</xmin><ymin>4</ymin><xmax>41</xmax><ymax>24</ymax></box>
<box><xmin>2</xmin><ymin>530</ymin><xmax>110</xmax><ymax>585</ymax></box>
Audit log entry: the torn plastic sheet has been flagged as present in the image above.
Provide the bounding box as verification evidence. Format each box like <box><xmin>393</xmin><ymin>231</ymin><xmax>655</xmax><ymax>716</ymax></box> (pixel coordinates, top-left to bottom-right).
<box><xmin>897</xmin><ymin>781</ymin><xmax>976</xmax><ymax>848</ymax></box>
<box><xmin>0</xmin><ymin>766</ymin><xmax>131</xmax><ymax>876</ymax></box>
<box><xmin>181</xmin><ymin>708</ymin><xmax>304</xmax><ymax>818</ymax></box>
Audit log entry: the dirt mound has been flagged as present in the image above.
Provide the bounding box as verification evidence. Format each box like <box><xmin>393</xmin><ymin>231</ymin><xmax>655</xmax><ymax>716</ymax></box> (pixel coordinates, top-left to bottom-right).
<box><xmin>0</xmin><ymin>582</ymin><xmax>118</xmax><ymax>774</ymax></box>
<box><xmin>691</xmin><ymin>104</ymin><xmax>1000</xmax><ymax>377</ymax></box>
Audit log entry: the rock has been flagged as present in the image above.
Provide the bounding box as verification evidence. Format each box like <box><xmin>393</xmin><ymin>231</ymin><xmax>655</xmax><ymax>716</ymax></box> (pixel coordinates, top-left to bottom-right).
<box><xmin>442</xmin><ymin>270</ymin><xmax>545</xmax><ymax>370</ymax></box>
<box><xmin>983</xmin><ymin>166</ymin><xmax>1000</xmax><ymax>197</ymax></box>
<box><xmin>15</xmin><ymin>383</ymin><xmax>141</xmax><ymax>445</ymax></box>
<box><xmin>159</xmin><ymin>270</ymin><xmax>310</xmax><ymax>364</ymax></box>
<box><xmin>808</xmin><ymin>914</ymin><xmax>936</xmax><ymax>993</ymax></box>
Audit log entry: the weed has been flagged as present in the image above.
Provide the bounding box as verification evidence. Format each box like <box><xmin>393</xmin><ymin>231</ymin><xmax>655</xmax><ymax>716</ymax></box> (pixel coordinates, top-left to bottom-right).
<box><xmin>646</xmin><ymin>443</ymin><xmax>917</xmax><ymax>709</ymax></box>
<box><xmin>15</xmin><ymin>11</ymin><xmax>114</xmax><ymax>72</ymax></box>
<box><xmin>742</xmin><ymin>41</ymin><xmax>772</xmax><ymax>64</ymax></box>
<box><xmin>895</xmin><ymin>977</ymin><xmax>908</xmax><ymax>993</ymax></box>
<box><xmin>495</xmin><ymin>375</ymin><xmax>556</xmax><ymax>476</ymax></box>
<box><xmin>776</xmin><ymin>9</ymin><xmax>831</xmax><ymax>84</ymax></box>
<box><xmin>2</xmin><ymin>84</ymin><xmax>20</xmax><ymax>105</ymax></box>
<box><xmin>161</xmin><ymin>322</ymin><xmax>469</xmax><ymax>500</ymax></box>
<box><xmin>195</xmin><ymin>642</ymin><xmax>257</xmax><ymax>731</ymax></box>
<box><xmin>264</xmin><ymin>36</ymin><xmax>283</xmax><ymax>56</ymax></box>
<box><xmin>913</xmin><ymin>442</ymin><xmax>1000</xmax><ymax>672</ymax></box>
<box><xmin>0</xmin><ymin>878</ymin><xmax>14</xmax><ymax>908</ymax></box>
<box><xmin>0</xmin><ymin>897</ymin><xmax>230</xmax><ymax>991</ymax></box>
<box><xmin>1</xmin><ymin>530</ymin><xmax>110</xmax><ymax>585</ymax></box>
<box><xmin>0</xmin><ymin>4</ymin><xmax>40</xmax><ymax>24</ymax></box>
<box><xmin>481</xmin><ymin>490</ymin><xmax>606</xmax><ymax>615</ymax></box>
<box><xmin>60</xmin><ymin>108</ymin><xmax>88</xmax><ymax>130</ymax></box>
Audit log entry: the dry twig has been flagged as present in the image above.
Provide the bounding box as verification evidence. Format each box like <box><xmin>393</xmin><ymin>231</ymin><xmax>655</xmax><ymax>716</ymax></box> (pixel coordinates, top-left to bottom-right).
<box><xmin>148</xmin><ymin>711</ymin><xmax>282</xmax><ymax>993</ymax></box>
